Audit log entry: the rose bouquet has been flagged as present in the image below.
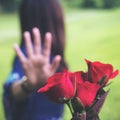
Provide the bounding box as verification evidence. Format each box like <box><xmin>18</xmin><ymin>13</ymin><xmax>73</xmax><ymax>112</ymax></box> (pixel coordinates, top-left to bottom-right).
<box><xmin>37</xmin><ymin>59</ymin><xmax>119</xmax><ymax>120</ymax></box>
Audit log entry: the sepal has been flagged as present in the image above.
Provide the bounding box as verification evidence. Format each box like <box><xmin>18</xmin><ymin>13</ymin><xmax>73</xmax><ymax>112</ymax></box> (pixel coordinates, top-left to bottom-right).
<box><xmin>71</xmin><ymin>112</ymin><xmax>86</xmax><ymax>120</ymax></box>
<box><xmin>91</xmin><ymin>90</ymin><xmax>109</xmax><ymax>113</ymax></box>
<box><xmin>71</xmin><ymin>97</ymin><xmax>85</xmax><ymax>113</ymax></box>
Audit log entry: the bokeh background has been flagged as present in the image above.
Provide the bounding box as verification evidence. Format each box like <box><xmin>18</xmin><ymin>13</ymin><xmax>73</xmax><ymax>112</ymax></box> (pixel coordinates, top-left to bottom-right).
<box><xmin>0</xmin><ymin>0</ymin><xmax>120</xmax><ymax>119</ymax></box>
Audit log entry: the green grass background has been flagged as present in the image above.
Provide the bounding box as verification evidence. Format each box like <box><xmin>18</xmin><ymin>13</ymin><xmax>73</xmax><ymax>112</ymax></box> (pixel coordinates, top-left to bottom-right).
<box><xmin>0</xmin><ymin>9</ymin><xmax>120</xmax><ymax>120</ymax></box>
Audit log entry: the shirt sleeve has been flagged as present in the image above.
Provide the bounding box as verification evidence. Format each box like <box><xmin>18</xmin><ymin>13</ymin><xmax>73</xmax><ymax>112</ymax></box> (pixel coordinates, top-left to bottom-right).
<box><xmin>3</xmin><ymin>72</ymin><xmax>21</xmax><ymax>119</ymax></box>
<box><xmin>3</xmin><ymin>46</ymin><xmax>26</xmax><ymax>120</ymax></box>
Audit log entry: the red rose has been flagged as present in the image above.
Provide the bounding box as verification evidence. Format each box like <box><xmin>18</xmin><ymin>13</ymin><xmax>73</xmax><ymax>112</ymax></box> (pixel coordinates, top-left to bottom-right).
<box><xmin>76</xmin><ymin>81</ymin><xmax>100</xmax><ymax>107</ymax></box>
<box><xmin>37</xmin><ymin>71</ymin><xmax>75</xmax><ymax>103</ymax></box>
<box><xmin>71</xmin><ymin>71</ymin><xmax>100</xmax><ymax>107</ymax></box>
<box><xmin>85</xmin><ymin>59</ymin><xmax>119</xmax><ymax>85</ymax></box>
<box><xmin>72</xmin><ymin>71</ymin><xmax>85</xmax><ymax>84</ymax></box>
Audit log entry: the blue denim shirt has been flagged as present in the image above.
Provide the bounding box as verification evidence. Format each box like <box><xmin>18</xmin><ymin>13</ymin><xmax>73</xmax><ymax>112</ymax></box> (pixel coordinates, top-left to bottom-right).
<box><xmin>3</xmin><ymin>45</ymin><xmax>64</xmax><ymax>120</ymax></box>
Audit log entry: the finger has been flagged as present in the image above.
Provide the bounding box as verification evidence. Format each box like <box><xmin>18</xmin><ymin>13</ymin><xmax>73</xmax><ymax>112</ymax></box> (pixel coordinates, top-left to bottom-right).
<box><xmin>24</xmin><ymin>31</ymin><xmax>34</xmax><ymax>57</ymax></box>
<box><xmin>13</xmin><ymin>44</ymin><xmax>27</xmax><ymax>63</ymax></box>
<box><xmin>50</xmin><ymin>55</ymin><xmax>61</xmax><ymax>74</ymax></box>
<box><xmin>32</xmin><ymin>27</ymin><xmax>41</xmax><ymax>54</ymax></box>
<box><xmin>43</xmin><ymin>32</ymin><xmax>52</xmax><ymax>59</ymax></box>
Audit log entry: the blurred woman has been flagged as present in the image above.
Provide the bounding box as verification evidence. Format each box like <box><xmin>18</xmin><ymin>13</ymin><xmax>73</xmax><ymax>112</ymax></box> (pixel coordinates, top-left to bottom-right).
<box><xmin>3</xmin><ymin>0</ymin><xmax>67</xmax><ymax>120</ymax></box>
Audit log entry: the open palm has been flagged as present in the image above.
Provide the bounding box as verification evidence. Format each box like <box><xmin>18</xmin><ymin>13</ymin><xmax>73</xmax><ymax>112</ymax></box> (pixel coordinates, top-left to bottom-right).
<box><xmin>14</xmin><ymin>28</ymin><xmax>61</xmax><ymax>90</ymax></box>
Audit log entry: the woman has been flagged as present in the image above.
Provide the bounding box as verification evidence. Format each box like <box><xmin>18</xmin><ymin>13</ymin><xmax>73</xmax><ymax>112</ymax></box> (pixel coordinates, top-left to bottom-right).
<box><xmin>3</xmin><ymin>0</ymin><xmax>67</xmax><ymax>120</ymax></box>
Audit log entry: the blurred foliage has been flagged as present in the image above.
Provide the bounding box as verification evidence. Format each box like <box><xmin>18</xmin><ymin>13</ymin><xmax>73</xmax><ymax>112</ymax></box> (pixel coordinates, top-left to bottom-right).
<box><xmin>102</xmin><ymin>0</ymin><xmax>120</xmax><ymax>8</ymax></box>
<box><xmin>62</xmin><ymin>0</ymin><xmax>120</xmax><ymax>9</ymax></box>
<box><xmin>0</xmin><ymin>0</ymin><xmax>120</xmax><ymax>12</ymax></box>
<box><xmin>0</xmin><ymin>0</ymin><xmax>20</xmax><ymax>12</ymax></box>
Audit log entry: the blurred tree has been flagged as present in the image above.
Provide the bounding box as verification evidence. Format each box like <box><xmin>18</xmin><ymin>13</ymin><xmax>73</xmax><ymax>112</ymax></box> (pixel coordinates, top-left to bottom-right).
<box><xmin>0</xmin><ymin>0</ymin><xmax>20</xmax><ymax>12</ymax></box>
<box><xmin>102</xmin><ymin>0</ymin><xmax>120</xmax><ymax>8</ymax></box>
<box><xmin>95</xmin><ymin>0</ymin><xmax>104</xmax><ymax>8</ymax></box>
<box><xmin>102</xmin><ymin>0</ymin><xmax>115</xmax><ymax>8</ymax></box>
<box><xmin>61</xmin><ymin>0</ymin><xmax>83</xmax><ymax>8</ymax></box>
<box><xmin>115</xmin><ymin>0</ymin><xmax>120</xmax><ymax>7</ymax></box>
<box><xmin>81</xmin><ymin>0</ymin><xmax>96</xmax><ymax>8</ymax></box>
<box><xmin>61</xmin><ymin>0</ymin><xmax>120</xmax><ymax>9</ymax></box>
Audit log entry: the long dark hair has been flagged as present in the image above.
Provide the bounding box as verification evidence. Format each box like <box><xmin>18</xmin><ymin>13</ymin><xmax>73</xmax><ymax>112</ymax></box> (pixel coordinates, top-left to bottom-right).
<box><xmin>18</xmin><ymin>0</ymin><xmax>67</xmax><ymax>71</ymax></box>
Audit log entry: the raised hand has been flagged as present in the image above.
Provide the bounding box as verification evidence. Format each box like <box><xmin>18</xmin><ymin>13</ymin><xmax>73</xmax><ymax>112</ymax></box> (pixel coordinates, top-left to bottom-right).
<box><xmin>14</xmin><ymin>28</ymin><xmax>61</xmax><ymax>90</ymax></box>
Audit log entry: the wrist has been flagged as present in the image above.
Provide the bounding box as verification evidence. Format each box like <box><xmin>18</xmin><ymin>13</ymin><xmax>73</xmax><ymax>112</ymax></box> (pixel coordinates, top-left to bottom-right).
<box><xmin>21</xmin><ymin>76</ymin><xmax>33</xmax><ymax>94</ymax></box>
